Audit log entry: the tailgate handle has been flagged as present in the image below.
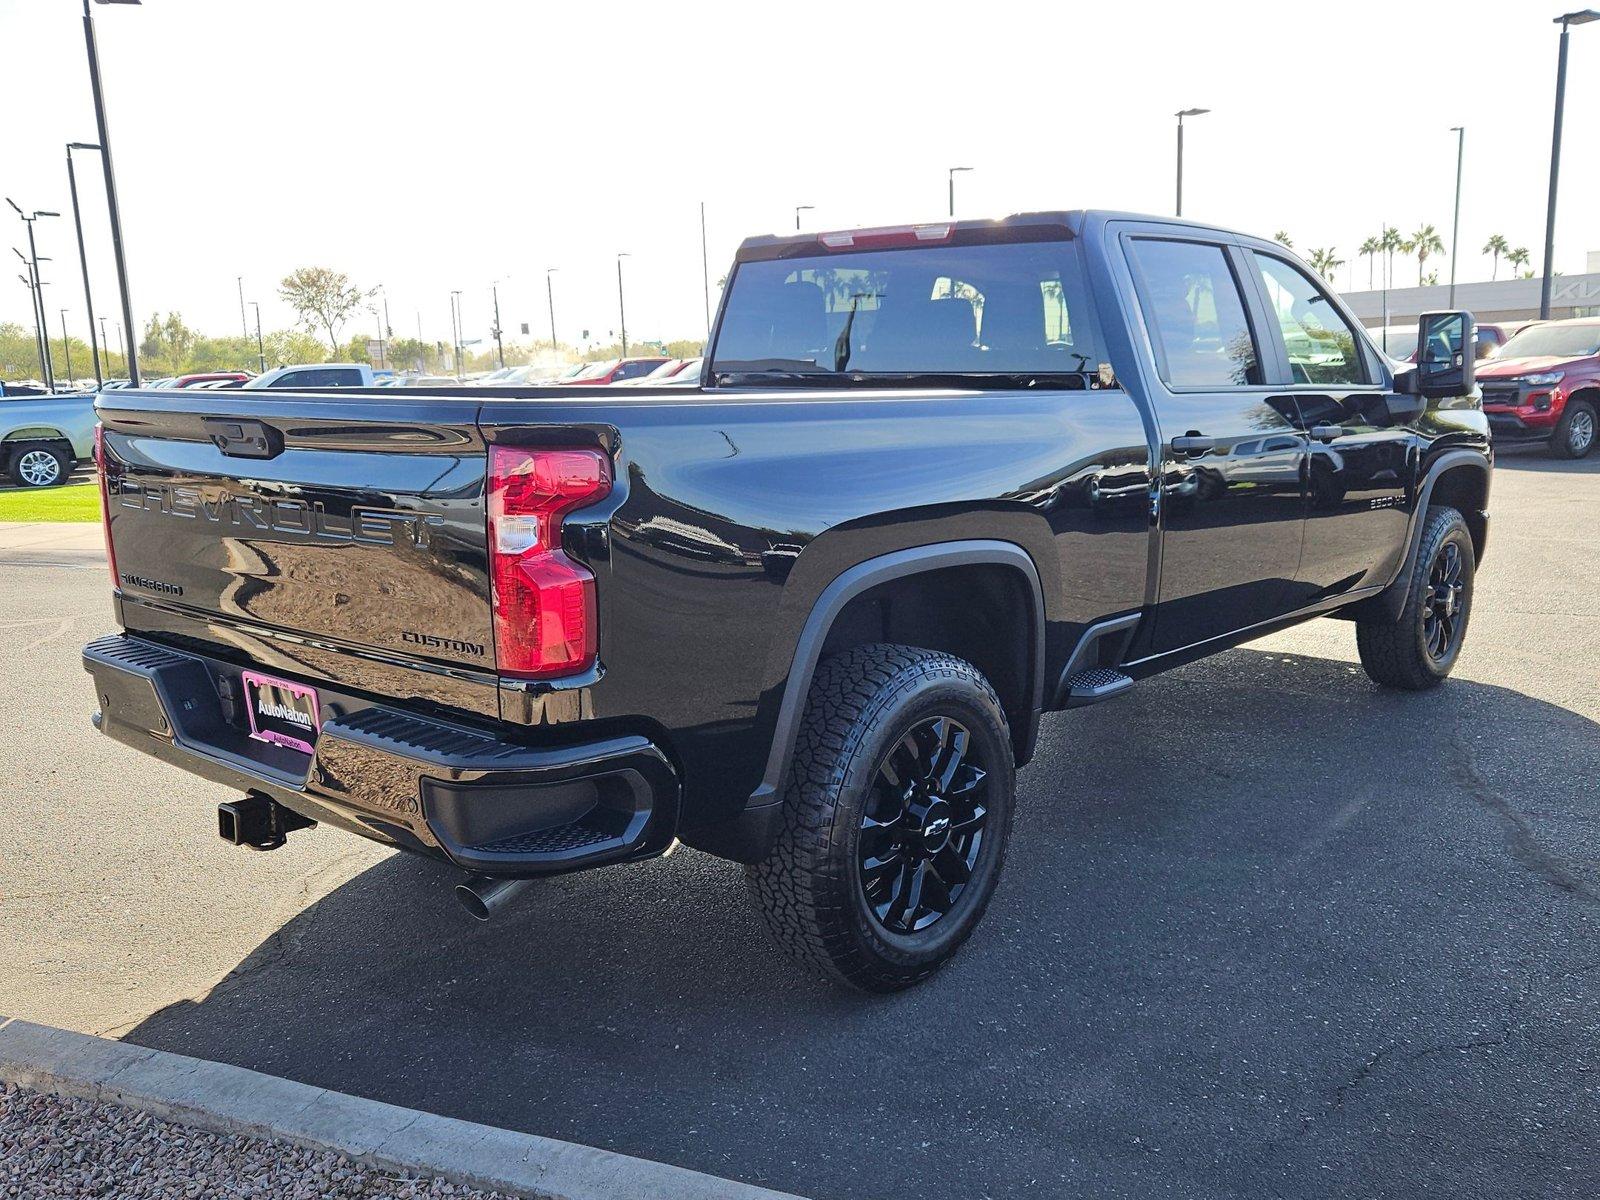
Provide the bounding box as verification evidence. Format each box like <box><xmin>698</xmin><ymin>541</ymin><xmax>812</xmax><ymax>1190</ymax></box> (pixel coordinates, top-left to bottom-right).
<box><xmin>203</xmin><ymin>417</ymin><xmax>283</xmax><ymax>459</ymax></box>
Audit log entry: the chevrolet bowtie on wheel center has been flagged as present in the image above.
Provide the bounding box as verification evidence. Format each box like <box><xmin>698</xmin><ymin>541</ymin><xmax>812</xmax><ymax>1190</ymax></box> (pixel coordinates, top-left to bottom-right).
<box><xmin>85</xmin><ymin>211</ymin><xmax>1491</xmax><ymax>992</ymax></box>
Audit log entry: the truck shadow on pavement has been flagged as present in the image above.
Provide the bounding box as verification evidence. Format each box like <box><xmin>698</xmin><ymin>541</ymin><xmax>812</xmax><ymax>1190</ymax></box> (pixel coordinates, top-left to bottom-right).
<box><xmin>123</xmin><ymin>647</ymin><xmax>1600</xmax><ymax>1200</ymax></box>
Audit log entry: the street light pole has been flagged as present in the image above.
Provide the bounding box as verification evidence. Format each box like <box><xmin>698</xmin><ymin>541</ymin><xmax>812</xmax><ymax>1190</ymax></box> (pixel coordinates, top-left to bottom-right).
<box><xmin>60</xmin><ymin>309</ymin><xmax>75</xmax><ymax>383</ymax></box>
<box><xmin>14</xmin><ymin>249</ymin><xmax>47</xmax><ymax>383</ymax></box>
<box><xmin>97</xmin><ymin>315</ymin><xmax>109</xmax><ymax>372</ymax></box>
<box><xmin>545</xmin><ymin>268</ymin><xmax>558</xmax><ymax>353</ymax></box>
<box><xmin>249</xmin><ymin>300</ymin><xmax>265</xmax><ymax>373</ymax></box>
<box><xmin>449</xmin><ymin>290</ymin><xmax>463</xmax><ymax>378</ymax></box>
<box><xmin>795</xmin><ymin>204</ymin><xmax>814</xmax><ymax>231</ymax></box>
<box><xmin>616</xmin><ymin>253</ymin><xmax>630</xmax><ymax>356</ymax></box>
<box><xmin>66</xmin><ymin>143</ymin><xmax>103</xmax><ymax>386</ymax></box>
<box><xmin>236</xmin><ymin>275</ymin><xmax>248</xmax><ymax>339</ymax></box>
<box><xmin>490</xmin><ymin>281</ymin><xmax>505</xmax><ymax>369</ymax></box>
<box><xmin>83</xmin><ymin>0</ymin><xmax>141</xmax><ymax>386</ymax></box>
<box><xmin>11</xmin><ymin>203</ymin><xmax>62</xmax><ymax>391</ymax></box>
<box><xmin>947</xmin><ymin>167</ymin><xmax>972</xmax><ymax>218</ymax></box>
<box><xmin>1539</xmin><ymin>10</ymin><xmax>1598</xmax><ymax>319</ymax></box>
<box><xmin>1448</xmin><ymin>126</ymin><xmax>1465</xmax><ymax>307</ymax></box>
<box><xmin>1175</xmin><ymin>108</ymin><xmax>1210</xmax><ymax>217</ymax></box>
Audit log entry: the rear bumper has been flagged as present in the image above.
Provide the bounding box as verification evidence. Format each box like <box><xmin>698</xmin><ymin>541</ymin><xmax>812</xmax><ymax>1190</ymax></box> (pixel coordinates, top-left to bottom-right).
<box><xmin>83</xmin><ymin>633</ymin><xmax>679</xmax><ymax>877</ymax></box>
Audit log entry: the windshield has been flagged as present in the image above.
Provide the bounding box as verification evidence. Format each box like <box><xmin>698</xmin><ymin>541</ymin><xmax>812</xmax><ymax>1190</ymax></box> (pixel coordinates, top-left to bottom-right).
<box><xmin>573</xmin><ymin>361</ymin><xmax>615</xmax><ymax>380</ymax></box>
<box><xmin>1371</xmin><ymin>327</ymin><xmax>1418</xmax><ymax>360</ymax></box>
<box><xmin>711</xmin><ymin>239</ymin><xmax>1097</xmax><ymax>380</ymax></box>
<box><xmin>1497</xmin><ymin>323</ymin><xmax>1600</xmax><ymax>360</ymax></box>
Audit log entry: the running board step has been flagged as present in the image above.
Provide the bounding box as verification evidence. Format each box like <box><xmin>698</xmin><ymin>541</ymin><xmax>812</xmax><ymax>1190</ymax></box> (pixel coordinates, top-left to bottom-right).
<box><xmin>1062</xmin><ymin>667</ymin><xmax>1135</xmax><ymax>708</ymax></box>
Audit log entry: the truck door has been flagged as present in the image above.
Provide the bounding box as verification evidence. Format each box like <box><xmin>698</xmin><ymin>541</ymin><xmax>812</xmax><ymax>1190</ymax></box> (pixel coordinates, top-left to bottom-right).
<box><xmin>1238</xmin><ymin>248</ymin><xmax>1413</xmax><ymax>605</ymax></box>
<box><xmin>1121</xmin><ymin>233</ymin><xmax>1309</xmax><ymax>653</ymax></box>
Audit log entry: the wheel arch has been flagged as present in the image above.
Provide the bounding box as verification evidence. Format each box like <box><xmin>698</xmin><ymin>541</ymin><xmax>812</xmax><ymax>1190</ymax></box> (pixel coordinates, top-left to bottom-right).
<box><xmin>754</xmin><ymin>541</ymin><xmax>1045</xmax><ymax>810</ymax></box>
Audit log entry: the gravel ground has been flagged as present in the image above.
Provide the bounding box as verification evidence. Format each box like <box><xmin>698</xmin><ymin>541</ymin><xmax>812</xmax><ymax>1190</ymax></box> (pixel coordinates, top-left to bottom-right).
<box><xmin>0</xmin><ymin>1084</ymin><xmax>510</xmax><ymax>1200</ymax></box>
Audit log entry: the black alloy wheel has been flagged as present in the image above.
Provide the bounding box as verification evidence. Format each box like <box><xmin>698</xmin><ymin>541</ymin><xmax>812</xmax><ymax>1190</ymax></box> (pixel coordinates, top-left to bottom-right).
<box><xmin>859</xmin><ymin>716</ymin><xmax>988</xmax><ymax>935</ymax></box>
<box><xmin>1421</xmin><ymin>539</ymin><xmax>1466</xmax><ymax>662</ymax></box>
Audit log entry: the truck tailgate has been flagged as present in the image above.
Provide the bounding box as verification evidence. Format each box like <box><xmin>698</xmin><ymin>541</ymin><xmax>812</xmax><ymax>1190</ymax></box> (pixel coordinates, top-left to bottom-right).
<box><xmin>97</xmin><ymin>390</ymin><xmax>495</xmax><ymax>702</ymax></box>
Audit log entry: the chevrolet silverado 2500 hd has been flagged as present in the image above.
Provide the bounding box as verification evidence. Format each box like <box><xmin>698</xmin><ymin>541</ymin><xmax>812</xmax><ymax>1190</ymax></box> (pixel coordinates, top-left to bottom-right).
<box><xmin>85</xmin><ymin>211</ymin><xmax>1492</xmax><ymax>991</ymax></box>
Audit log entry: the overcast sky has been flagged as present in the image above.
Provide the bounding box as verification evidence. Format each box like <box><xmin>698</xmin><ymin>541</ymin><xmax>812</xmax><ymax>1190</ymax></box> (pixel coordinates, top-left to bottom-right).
<box><xmin>2</xmin><ymin>0</ymin><xmax>1597</xmax><ymax>353</ymax></box>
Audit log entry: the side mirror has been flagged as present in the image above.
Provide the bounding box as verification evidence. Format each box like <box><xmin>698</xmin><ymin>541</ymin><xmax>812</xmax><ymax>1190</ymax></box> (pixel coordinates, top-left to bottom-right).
<box><xmin>1411</xmin><ymin>310</ymin><xmax>1476</xmax><ymax>399</ymax></box>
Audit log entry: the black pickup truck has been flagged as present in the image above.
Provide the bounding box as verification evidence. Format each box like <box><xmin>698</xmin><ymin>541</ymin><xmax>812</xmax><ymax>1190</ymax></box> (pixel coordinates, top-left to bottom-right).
<box><xmin>85</xmin><ymin>211</ymin><xmax>1491</xmax><ymax>991</ymax></box>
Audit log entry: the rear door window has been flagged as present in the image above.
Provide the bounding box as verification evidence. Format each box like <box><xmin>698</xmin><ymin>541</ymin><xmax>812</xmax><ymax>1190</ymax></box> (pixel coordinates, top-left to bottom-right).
<box><xmin>1126</xmin><ymin>238</ymin><xmax>1262</xmax><ymax>388</ymax></box>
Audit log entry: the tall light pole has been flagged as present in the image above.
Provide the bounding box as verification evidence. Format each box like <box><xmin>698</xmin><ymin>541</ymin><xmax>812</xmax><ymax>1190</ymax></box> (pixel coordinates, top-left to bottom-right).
<box><xmin>249</xmin><ymin>300</ymin><xmax>265</xmax><ymax>373</ymax></box>
<box><xmin>14</xmin><ymin>248</ymin><xmax>48</xmax><ymax>384</ymax></box>
<box><xmin>9</xmin><ymin>202</ymin><xmax>62</xmax><ymax>391</ymax></box>
<box><xmin>947</xmin><ymin>167</ymin><xmax>973</xmax><ymax>218</ymax></box>
<box><xmin>545</xmin><ymin>267</ymin><xmax>559</xmax><ymax>353</ymax></box>
<box><xmin>1448</xmin><ymin>126</ymin><xmax>1465</xmax><ymax>307</ymax></box>
<box><xmin>66</xmin><ymin>143</ymin><xmax>103</xmax><ymax>387</ymax></box>
<box><xmin>616</xmin><ymin>253</ymin><xmax>631</xmax><ymax>356</ymax></box>
<box><xmin>490</xmin><ymin>279</ymin><xmax>505</xmax><ymax>369</ymax></box>
<box><xmin>795</xmin><ymin>204</ymin><xmax>814</xmax><ymax>231</ymax></box>
<box><xmin>699</xmin><ymin>202</ymin><xmax>710</xmax><ymax>337</ymax></box>
<box><xmin>97</xmin><ymin>315</ymin><xmax>110</xmax><ymax>373</ymax></box>
<box><xmin>1540</xmin><ymin>10</ymin><xmax>1599</xmax><ymax>319</ymax></box>
<box><xmin>60</xmin><ymin>308</ymin><xmax>76</xmax><ymax>384</ymax></box>
<box><xmin>236</xmin><ymin>275</ymin><xmax>248</xmax><ymax>339</ymax></box>
<box><xmin>449</xmin><ymin>290</ymin><xmax>463</xmax><ymax>377</ymax></box>
<box><xmin>1175</xmin><ymin>108</ymin><xmax>1210</xmax><ymax>217</ymax></box>
<box><xmin>83</xmin><ymin>0</ymin><xmax>141</xmax><ymax>385</ymax></box>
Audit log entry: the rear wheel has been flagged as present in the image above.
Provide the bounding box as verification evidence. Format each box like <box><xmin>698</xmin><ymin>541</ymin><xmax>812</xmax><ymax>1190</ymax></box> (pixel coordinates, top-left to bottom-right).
<box><xmin>1355</xmin><ymin>505</ymin><xmax>1475</xmax><ymax>690</ymax></box>
<box><xmin>747</xmin><ymin>644</ymin><xmax>1016</xmax><ymax>992</ymax></box>
<box><xmin>7</xmin><ymin>443</ymin><xmax>70</xmax><ymax>488</ymax></box>
<box><xmin>1550</xmin><ymin>399</ymin><xmax>1596</xmax><ymax>459</ymax></box>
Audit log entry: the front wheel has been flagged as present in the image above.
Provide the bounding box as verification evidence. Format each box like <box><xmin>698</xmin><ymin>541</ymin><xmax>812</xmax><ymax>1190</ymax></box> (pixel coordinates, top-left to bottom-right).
<box><xmin>1355</xmin><ymin>505</ymin><xmax>1476</xmax><ymax>690</ymax></box>
<box><xmin>1550</xmin><ymin>399</ymin><xmax>1596</xmax><ymax>459</ymax></box>
<box><xmin>747</xmin><ymin>644</ymin><xmax>1016</xmax><ymax>992</ymax></box>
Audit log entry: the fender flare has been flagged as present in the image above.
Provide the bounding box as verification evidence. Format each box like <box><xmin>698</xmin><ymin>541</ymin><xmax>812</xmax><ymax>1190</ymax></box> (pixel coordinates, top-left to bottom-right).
<box><xmin>1366</xmin><ymin>448</ymin><xmax>1491</xmax><ymax>622</ymax></box>
<box><xmin>749</xmin><ymin>540</ymin><xmax>1047</xmax><ymax>811</ymax></box>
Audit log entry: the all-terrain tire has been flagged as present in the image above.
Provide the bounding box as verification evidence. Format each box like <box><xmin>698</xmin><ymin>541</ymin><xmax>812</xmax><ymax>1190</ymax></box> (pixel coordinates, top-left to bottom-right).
<box><xmin>747</xmin><ymin>644</ymin><xmax>1016</xmax><ymax>992</ymax></box>
<box><xmin>1356</xmin><ymin>505</ymin><xmax>1475</xmax><ymax>690</ymax></box>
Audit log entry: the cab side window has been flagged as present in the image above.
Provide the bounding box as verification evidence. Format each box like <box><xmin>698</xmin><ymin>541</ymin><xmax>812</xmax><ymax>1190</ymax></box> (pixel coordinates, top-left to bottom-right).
<box><xmin>1128</xmin><ymin>239</ymin><xmax>1261</xmax><ymax>388</ymax></box>
<box><xmin>1250</xmin><ymin>254</ymin><xmax>1368</xmax><ymax>386</ymax></box>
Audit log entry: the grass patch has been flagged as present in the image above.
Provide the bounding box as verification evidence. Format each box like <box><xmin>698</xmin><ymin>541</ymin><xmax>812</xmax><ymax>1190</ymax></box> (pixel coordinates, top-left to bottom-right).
<box><xmin>0</xmin><ymin>482</ymin><xmax>101</xmax><ymax>522</ymax></box>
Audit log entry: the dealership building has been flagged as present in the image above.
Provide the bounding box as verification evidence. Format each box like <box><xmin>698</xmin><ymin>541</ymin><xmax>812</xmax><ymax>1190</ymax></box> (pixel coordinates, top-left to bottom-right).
<box><xmin>1341</xmin><ymin>251</ymin><xmax>1600</xmax><ymax>329</ymax></box>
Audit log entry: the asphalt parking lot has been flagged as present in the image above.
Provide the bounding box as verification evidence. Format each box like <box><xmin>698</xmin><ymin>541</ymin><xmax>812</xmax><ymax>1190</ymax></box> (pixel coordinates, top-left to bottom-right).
<box><xmin>2</xmin><ymin>448</ymin><xmax>1596</xmax><ymax>1200</ymax></box>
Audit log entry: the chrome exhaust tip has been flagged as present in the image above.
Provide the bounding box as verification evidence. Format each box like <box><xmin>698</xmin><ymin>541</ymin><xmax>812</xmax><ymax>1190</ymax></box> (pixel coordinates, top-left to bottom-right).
<box><xmin>454</xmin><ymin>874</ymin><xmax>534</xmax><ymax>921</ymax></box>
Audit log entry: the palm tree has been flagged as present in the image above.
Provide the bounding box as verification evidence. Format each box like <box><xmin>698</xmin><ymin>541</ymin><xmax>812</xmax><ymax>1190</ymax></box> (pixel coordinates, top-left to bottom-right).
<box><xmin>1273</xmin><ymin>230</ymin><xmax>1294</xmax><ymax>248</ymax></box>
<box><xmin>1406</xmin><ymin>224</ymin><xmax>1444</xmax><ymax>287</ymax></box>
<box><xmin>1379</xmin><ymin>226</ymin><xmax>1404</xmax><ymax>292</ymax></box>
<box><xmin>1482</xmin><ymin>233</ymin><xmax>1510</xmax><ymax>281</ymax></box>
<box><xmin>1358</xmin><ymin>236</ymin><xmax>1381</xmax><ymax>289</ymax></box>
<box><xmin>1507</xmin><ymin>246</ymin><xmax>1531</xmax><ymax>278</ymax></box>
<box><xmin>1308</xmin><ymin>247</ymin><xmax>1344</xmax><ymax>284</ymax></box>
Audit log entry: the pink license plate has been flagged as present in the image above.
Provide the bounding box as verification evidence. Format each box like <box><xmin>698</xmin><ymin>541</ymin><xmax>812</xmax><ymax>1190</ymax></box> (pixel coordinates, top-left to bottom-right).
<box><xmin>241</xmin><ymin>670</ymin><xmax>321</xmax><ymax>756</ymax></box>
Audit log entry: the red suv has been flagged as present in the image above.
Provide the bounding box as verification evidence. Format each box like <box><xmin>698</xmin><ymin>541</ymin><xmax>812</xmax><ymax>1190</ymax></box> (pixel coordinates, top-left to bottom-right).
<box><xmin>172</xmin><ymin>372</ymin><xmax>251</xmax><ymax>388</ymax></box>
<box><xmin>1477</xmin><ymin>319</ymin><xmax>1599</xmax><ymax>458</ymax></box>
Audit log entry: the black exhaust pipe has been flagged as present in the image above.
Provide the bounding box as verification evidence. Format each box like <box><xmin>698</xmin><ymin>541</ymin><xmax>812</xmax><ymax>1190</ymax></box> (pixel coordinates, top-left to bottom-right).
<box><xmin>455</xmin><ymin>875</ymin><xmax>534</xmax><ymax>921</ymax></box>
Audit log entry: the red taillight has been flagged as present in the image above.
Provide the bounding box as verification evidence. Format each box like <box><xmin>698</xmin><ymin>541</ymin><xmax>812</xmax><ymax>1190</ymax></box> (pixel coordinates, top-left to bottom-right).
<box><xmin>94</xmin><ymin>422</ymin><xmax>119</xmax><ymax>590</ymax></box>
<box><xmin>487</xmin><ymin>446</ymin><xmax>610</xmax><ymax>679</ymax></box>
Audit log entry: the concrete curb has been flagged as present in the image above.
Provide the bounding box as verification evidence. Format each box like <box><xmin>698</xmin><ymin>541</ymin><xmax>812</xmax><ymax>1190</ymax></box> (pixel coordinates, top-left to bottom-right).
<box><xmin>0</xmin><ymin>1018</ymin><xmax>807</xmax><ymax>1200</ymax></box>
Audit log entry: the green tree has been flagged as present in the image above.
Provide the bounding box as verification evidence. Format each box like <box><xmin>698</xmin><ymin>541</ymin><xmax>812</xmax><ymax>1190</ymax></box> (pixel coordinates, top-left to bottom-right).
<box><xmin>1272</xmin><ymin>230</ymin><xmax>1293</xmax><ymax>248</ymax></box>
<box><xmin>1507</xmin><ymin>246</ymin><xmax>1532</xmax><ymax>278</ymax></box>
<box><xmin>1404</xmin><ymin>224</ymin><xmax>1444</xmax><ymax>287</ymax></box>
<box><xmin>1308</xmin><ymin>247</ymin><xmax>1344</xmax><ymax>284</ymax></box>
<box><xmin>1358</xmin><ymin>236</ymin><xmax>1381</xmax><ymax>289</ymax></box>
<box><xmin>278</xmin><ymin>267</ymin><xmax>370</xmax><ymax>353</ymax></box>
<box><xmin>1379</xmin><ymin>226</ymin><xmax>1404</xmax><ymax>290</ymax></box>
<box><xmin>1482</xmin><ymin>233</ymin><xmax>1510</xmax><ymax>281</ymax></box>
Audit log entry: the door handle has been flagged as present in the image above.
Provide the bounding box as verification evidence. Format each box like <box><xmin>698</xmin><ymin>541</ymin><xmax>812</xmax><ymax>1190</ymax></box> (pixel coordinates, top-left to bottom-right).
<box><xmin>1309</xmin><ymin>424</ymin><xmax>1346</xmax><ymax>442</ymax></box>
<box><xmin>1170</xmin><ymin>434</ymin><xmax>1215</xmax><ymax>454</ymax></box>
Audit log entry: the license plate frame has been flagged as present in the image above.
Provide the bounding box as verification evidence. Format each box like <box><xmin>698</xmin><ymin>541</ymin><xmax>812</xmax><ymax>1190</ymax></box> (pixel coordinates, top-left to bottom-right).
<box><xmin>240</xmin><ymin>670</ymin><xmax>321</xmax><ymax>756</ymax></box>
